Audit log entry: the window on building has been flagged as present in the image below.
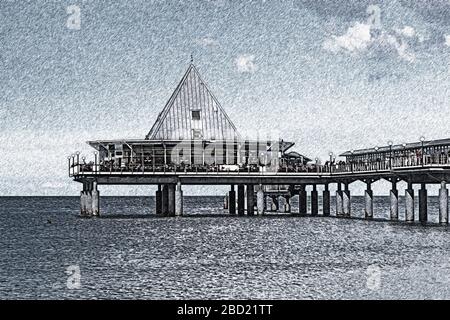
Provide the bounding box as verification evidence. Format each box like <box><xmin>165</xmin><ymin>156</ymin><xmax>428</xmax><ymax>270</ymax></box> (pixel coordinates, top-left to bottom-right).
<box><xmin>191</xmin><ymin>110</ymin><xmax>201</xmax><ymax>120</ymax></box>
<box><xmin>192</xmin><ymin>129</ymin><xmax>203</xmax><ymax>139</ymax></box>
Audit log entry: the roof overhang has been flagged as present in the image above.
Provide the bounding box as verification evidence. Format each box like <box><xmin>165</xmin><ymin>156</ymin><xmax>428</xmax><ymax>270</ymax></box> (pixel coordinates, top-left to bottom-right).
<box><xmin>340</xmin><ymin>138</ymin><xmax>450</xmax><ymax>157</ymax></box>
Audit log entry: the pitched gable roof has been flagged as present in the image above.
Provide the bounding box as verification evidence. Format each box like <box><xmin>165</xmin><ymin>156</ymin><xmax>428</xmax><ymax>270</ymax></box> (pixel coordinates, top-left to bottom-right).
<box><xmin>145</xmin><ymin>64</ymin><xmax>241</xmax><ymax>141</ymax></box>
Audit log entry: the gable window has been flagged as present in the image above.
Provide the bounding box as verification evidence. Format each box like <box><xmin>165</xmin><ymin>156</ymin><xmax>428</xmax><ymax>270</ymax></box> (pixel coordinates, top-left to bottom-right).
<box><xmin>192</xmin><ymin>129</ymin><xmax>203</xmax><ymax>139</ymax></box>
<box><xmin>191</xmin><ymin>110</ymin><xmax>201</xmax><ymax>120</ymax></box>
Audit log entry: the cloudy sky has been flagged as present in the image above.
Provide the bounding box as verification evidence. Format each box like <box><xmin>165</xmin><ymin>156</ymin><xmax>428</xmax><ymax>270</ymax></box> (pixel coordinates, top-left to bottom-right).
<box><xmin>1</xmin><ymin>0</ymin><xmax>449</xmax><ymax>195</ymax></box>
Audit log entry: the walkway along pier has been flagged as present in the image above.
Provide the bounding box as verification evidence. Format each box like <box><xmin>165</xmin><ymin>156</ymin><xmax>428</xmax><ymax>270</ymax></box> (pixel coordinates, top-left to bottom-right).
<box><xmin>68</xmin><ymin>63</ymin><xmax>450</xmax><ymax>224</ymax></box>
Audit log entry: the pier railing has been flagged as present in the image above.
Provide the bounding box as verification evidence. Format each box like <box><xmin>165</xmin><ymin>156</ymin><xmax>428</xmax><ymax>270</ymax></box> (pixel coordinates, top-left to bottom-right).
<box><xmin>68</xmin><ymin>154</ymin><xmax>450</xmax><ymax>177</ymax></box>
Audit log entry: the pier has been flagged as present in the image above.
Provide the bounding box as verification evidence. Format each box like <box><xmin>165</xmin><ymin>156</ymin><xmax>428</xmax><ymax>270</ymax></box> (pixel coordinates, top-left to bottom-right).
<box><xmin>69</xmin><ymin>63</ymin><xmax>450</xmax><ymax>224</ymax></box>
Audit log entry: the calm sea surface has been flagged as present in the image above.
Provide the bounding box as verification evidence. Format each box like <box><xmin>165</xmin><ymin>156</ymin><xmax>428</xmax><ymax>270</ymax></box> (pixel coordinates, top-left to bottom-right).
<box><xmin>1</xmin><ymin>196</ymin><xmax>450</xmax><ymax>299</ymax></box>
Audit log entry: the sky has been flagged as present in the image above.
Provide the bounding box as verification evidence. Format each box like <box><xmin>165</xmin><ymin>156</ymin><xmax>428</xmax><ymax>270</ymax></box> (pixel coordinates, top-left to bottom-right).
<box><xmin>0</xmin><ymin>0</ymin><xmax>449</xmax><ymax>196</ymax></box>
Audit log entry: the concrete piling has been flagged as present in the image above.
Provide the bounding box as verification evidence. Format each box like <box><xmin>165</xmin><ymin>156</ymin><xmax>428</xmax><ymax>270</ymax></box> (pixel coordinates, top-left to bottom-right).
<box><xmin>365</xmin><ymin>182</ymin><xmax>373</xmax><ymax>219</ymax></box>
<box><xmin>311</xmin><ymin>185</ymin><xmax>318</xmax><ymax>216</ymax></box>
<box><xmin>155</xmin><ymin>185</ymin><xmax>162</xmax><ymax>215</ymax></box>
<box><xmin>85</xmin><ymin>190</ymin><xmax>93</xmax><ymax>216</ymax></box>
<box><xmin>175</xmin><ymin>182</ymin><xmax>183</xmax><ymax>216</ymax></box>
<box><xmin>271</xmin><ymin>196</ymin><xmax>278</xmax><ymax>212</ymax></box>
<box><xmin>84</xmin><ymin>181</ymin><xmax>93</xmax><ymax>216</ymax></box>
<box><xmin>343</xmin><ymin>183</ymin><xmax>351</xmax><ymax>217</ymax></box>
<box><xmin>80</xmin><ymin>190</ymin><xmax>87</xmax><ymax>216</ymax></box>
<box><xmin>279</xmin><ymin>196</ymin><xmax>285</xmax><ymax>213</ymax></box>
<box><xmin>298</xmin><ymin>185</ymin><xmax>307</xmax><ymax>215</ymax></box>
<box><xmin>405</xmin><ymin>182</ymin><xmax>414</xmax><ymax>222</ymax></box>
<box><xmin>80</xmin><ymin>181</ymin><xmax>98</xmax><ymax>217</ymax></box>
<box><xmin>162</xmin><ymin>184</ymin><xmax>169</xmax><ymax>216</ymax></box>
<box><xmin>223</xmin><ymin>194</ymin><xmax>229</xmax><ymax>210</ymax></box>
<box><xmin>229</xmin><ymin>185</ymin><xmax>236</xmax><ymax>215</ymax></box>
<box><xmin>91</xmin><ymin>181</ymin><xmax>99</xmax><ymax>216</ymax></box>
<box><xmin>322</xmin><ymin>184</ymin><xmax>330</xmax><ymax>217</ymax></box>
<box><xmin>257</xmin><ymin>186</ymin><xmax>265</xmax><ymax>215</ymax></box>
<box><xmin>284</xmin><ymin>196</ymin><xmax>291</xmax><ymax>213</ymax></box>
<box><xmin>237</xmin><ymin>184</ymin><xmax>245</xmax><ymax>215</ymax></box>
<box><xmin>390</xmin><ymin>181</ymin><xmax>399</xmax><ymax>220</ymax></box>
<box><xmin>439</xmin><ymin>181</ymin><xmax>448</xmax><ymax>224</ymax></box>
<box><xmin>418</xmin><ymin>183</ymin><xmax>427</xmax><ymax>223</ymax></box>
<box><xmin>336</xmin><ymin>183</ymin><xmax>344</xmax><ymax>217</ymax></box>
<box><xmin>168</xmin><ymin>184</ymin><xmax>176</xmax><ymax>216</ymax></box>
<box><xmin>247</xmin><ymin>185</ymin><xmax>255</xmax><ymax>216</ymax></box>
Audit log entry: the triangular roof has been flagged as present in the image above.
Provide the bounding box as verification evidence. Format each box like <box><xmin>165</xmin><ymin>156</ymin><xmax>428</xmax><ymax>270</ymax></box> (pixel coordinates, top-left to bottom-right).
<box><xmin>145</xmin><ymin>64</ymin><xmax>241</xmax><ymax>141</ymax></box>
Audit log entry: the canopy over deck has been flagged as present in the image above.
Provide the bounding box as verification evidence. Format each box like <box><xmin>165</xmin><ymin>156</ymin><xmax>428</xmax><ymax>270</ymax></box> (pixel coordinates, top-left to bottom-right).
<box><xmin>340</xmin><ymin>138</ymin><xmax>450</xmax><ymax>157</ymax></box>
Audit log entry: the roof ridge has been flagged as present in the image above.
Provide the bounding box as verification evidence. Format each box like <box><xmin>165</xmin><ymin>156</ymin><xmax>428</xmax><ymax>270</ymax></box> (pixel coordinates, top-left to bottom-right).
<box><xmin>145</xmin><ymin>64</ymin><xmax>195</xmax><ymax>139</ymax></box>
<box><xmin>145</xmin><ymin>63</ymin><xmax>241</xmax><ymax>141</ymax></box>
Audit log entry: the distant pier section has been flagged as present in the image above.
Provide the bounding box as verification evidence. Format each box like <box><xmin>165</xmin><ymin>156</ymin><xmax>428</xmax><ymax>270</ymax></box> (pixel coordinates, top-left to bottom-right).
<box><xmin>68</xmin><ymin>63</ymin><xmax>450</xmax><ymax>224</ymax></box>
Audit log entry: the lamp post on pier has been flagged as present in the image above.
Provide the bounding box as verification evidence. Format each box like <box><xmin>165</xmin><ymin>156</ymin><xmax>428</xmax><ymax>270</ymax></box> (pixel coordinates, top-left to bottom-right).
<box><xmin>374</xmin><ymin>146</ymin><xmax>379</xmax><ymax>170</ymax></box>
<box><xmin>420</xmin><ymin>136</ymin><xmax>425</xmax><ymax>166</ymax></box>
<box><xmin>68</xmin><ymin>156</ymin><xmax>72</xmax><ymax>176</ymax></box>
<box><xmin>402</xmin><ymin>143</ymin><xmax>407</xmax><ymax>166</ymax></box>
<box><xmin>94</xmin><ymin>151</ymin><xmax>98</xmax><ymax>174</ymax></box>
<box><xmin>388</xmin><ymin>141</ymin><xmax>393</xmax><ymax>169</ymax></box>
<box><xmin>81</xmin><ymin>156</ymin><xmax>86</xmax><ymax>174</ymax></box>
<box><xmin>75</xmin><ymin>152</ymin><xmax>80</xmax><ymax>175</ymax></box>
<box><xmin>329</xmin><ymin>152</ymin><xmax>333</xmax><ymax>174</ymax></box>
<box><xmin>71</xmin><ymin>154</ymin><xmax>76</xmax><ymax>175</ymax></box>
<box><xmin>350</xmin><ymin>150</ymin><xmax>354</xmax><ymax>172</ymax></box>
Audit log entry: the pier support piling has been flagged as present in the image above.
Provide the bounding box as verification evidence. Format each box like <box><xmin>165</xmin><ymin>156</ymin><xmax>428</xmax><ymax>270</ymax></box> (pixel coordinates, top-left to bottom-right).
<box><xmin>284</xmin><ymin>196</ymin><xmax>291</xmax><ymax>213</ymax></box>
<box><xmin>336</xmin><ymin>183</ymin><xmax>344</xmax><ymax>217</ymax></box>
<box><xmin>298</xmin><ymin>185</ymin><xmax>307</xmax><ymax>215</ymax></box>
<box><xmin>91</xmin><ymin>181</ymin><xmax>99</xmax><ymax>216</ymax></box>
<box><xmin>223</xmin><ymin>194</ymin><xmax>229</xmax><ymax>210</ymax></box>
<box><xmin>80</xmin><ymin>182</ymin><xmax>87</xmax><ymax>216</ymax></box>
<box><xmin>343</xmin><ymin>183</ymin><xmax>351</xmax><ymax>217</ymax></box>
<box><xmin>311</xmin><ymin>185</ymin><xmax>318</xmax><ymax>216</ymax></box>
<box><xmin>405</xmin><ymin>182</ymin><xmax>414</xmax><ymax>222</ymax></box>
<box><xmin>229</xmin><ymin>185</ymin><xmax>236</xmax><ymax>215</ymax></box>
<box><xmin>322</xmin><ymin>184</ymin><xmax>330</xmax><ymax>217</ymax></box>
<box><xmin>365</xmin><ymin>182</ymin><xmax>373</xmax><ymax>219</ymax></box>
<box><xmin>85</xmin><ymin>182</ymin><xmax>93</xmax><ymax>216</ymax></box>
<box><xmin>279</xmin><ymin>196</ymin><xmax>286</xmax><ymax>213</ymax></box>
<box><xmin>155</xmin><ymin>185</ymin><xmax>162</xmax><ymax>215</ymax></box>
<box><xmin>271</xmin><ymin>196</ymin><xmax>279</xmax><ymax>212</ymax></box>
<box><xmin>247</xmin><ymin>185</ymin><xmax>255</xmax><ymax>216</ymax></box>
<box><xmin>168</xmin><ymin>184</ymin><xmax>176</xmax><ymax>216</ymax></box>
<box><xmin>390</xmin><ymin>181</ymin><xmax>399</xmax><ymax>220</ymax></box>
<box><xmin>257</xmin><ymin>186</ymin><xmax>265</xmax><ymax>215</ymax></box>
<box><xmin>162</xmin><ymin>184</ymin><xmax>169</xmax><ymax>216</ymax></box>
<box><xmin>237</xmin><ymin>184</ymin><xmax>245</xmax><ymax>216</ymax></box>
<box><xmin>175</xmin><ymin>182</ymin><xmax>183</xmax><ymax>216</ymax></box>
<box><xmin>439</xmin><ymin>181</ymin><xmax>448</xmax><ymax>224</ymax></box>
<box><xmin>419</xmin><ymin>183</ymin><xmax>427</xmax><ymax>223</ymax></box>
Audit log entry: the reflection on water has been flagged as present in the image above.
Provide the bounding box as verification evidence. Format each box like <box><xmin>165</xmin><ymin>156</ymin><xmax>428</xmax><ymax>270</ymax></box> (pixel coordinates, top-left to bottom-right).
<box><xmin>1</xmin><ymin>196</ymin><xmax>450</xmax><ymax>299</ymax></box>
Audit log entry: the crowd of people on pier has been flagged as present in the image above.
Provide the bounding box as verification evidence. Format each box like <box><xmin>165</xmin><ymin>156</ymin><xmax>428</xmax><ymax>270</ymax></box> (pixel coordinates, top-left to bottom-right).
<box><xmin>72</xmin><ymin>148</ymin><xmax>450</xmax><ymax>174</ymax></box>
<box><xmin>75</xmin><ymin>158</ymin><xmax>337</xmax><ymax>174</ymax></box>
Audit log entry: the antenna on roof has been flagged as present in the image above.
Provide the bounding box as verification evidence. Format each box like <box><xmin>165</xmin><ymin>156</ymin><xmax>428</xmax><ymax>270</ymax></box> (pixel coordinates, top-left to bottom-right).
<box><xmin>190</xmin><ymin>54</ymin><xmax>194</xmax><ymax>63</ymax></box>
